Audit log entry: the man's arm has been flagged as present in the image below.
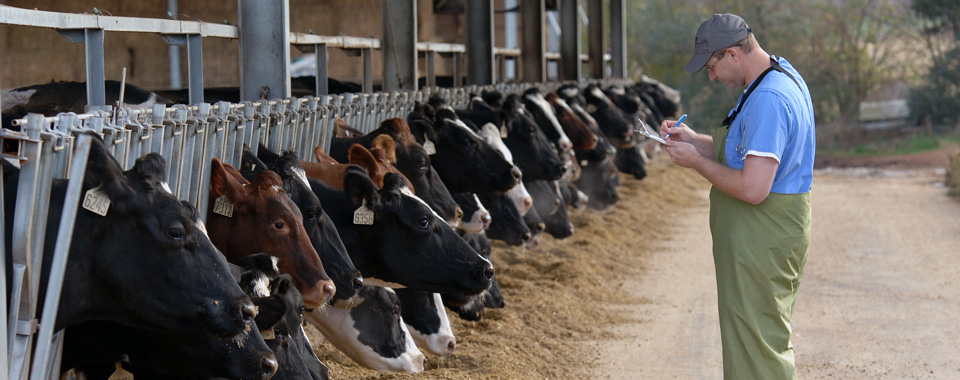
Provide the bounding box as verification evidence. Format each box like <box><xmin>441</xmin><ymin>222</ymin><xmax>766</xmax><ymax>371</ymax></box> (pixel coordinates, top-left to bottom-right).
<box><xmin>664</xmin><ymin>140</ymin><xmax>778</xmax><ymax>205</ymax></box>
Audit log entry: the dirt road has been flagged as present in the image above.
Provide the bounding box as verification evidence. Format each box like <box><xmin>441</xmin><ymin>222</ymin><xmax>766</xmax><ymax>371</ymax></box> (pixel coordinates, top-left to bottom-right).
<box><xmin>592</xmin><ymin>156</ymin><xmax>960</xmax><ymax>379</ymax></box>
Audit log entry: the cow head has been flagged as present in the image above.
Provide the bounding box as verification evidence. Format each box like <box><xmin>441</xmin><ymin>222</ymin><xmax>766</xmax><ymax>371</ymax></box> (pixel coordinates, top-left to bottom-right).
<box><xmin>395</xmin><ymin>289</ymin><xmax>456</xmax><ymax>357</ymax></box>
<box><xmin>410</xmin><ymin>117</ymin><xmax>521</xmax><ymax>193</ymax></box>
<box><xmin>207</xmin><ymin>157</ymin><xmax>335</xmax><ymax>308</ymax></box>
<box><xmin>477</xmin><ymin>191</ymin><xmax>531</xmax><ymax>247</ymax></box>
<box><xmin>245</xmin><ymin>147</ymin><xmax>362</xmax><ymax>302</ymax></box>
<box><xmin>452</xmin><ymin>192</ymin><xmax>491</xmax><ymax>234</ymax></box>
<box><xmin>546</xmin><ymin>92</ymin><xmax>599</xmax><ymax>151</ymax></box>
<box><xmin>501</xmin><ymin>95</ymin><xmax>566</xmax><ymax>181</ymax></box>
<box><xmin>523</xmin><ymin>88</ymin><xmax>574</xmax><ymax>153</ymax></box>
<box><xmin>306</xmin><ymin>286</ymin><xmax>426</xmax><ymax>372</ymax></box>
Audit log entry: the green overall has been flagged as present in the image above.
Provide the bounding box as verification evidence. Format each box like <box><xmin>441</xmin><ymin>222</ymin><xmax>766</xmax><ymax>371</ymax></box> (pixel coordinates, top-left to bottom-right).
<box><xmin>709</xmin><ymin>126</ymin><xmax>811</xmax><ymax>380</ymax></box>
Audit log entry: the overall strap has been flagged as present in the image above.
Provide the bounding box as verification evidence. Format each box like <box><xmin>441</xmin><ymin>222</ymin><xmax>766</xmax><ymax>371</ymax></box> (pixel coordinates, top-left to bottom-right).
<box><xmin>722</xmin><ymin>56</ymin><xmax>800</xmax><ymax>127</ymax></box>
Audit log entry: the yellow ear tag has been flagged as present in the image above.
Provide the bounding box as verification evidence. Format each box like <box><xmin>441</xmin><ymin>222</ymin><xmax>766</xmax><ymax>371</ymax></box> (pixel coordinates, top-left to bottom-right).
<box><xmin>261</xmin><ymin>328</ymin><xmax>276</xmax><ymax>340</ymax></box>
<box><xmin>213</xmin><ymin>195</ymin><xmax>235</xmax><ymax>217</ymax></box>
<box><xmin>423</xmin><ymin>135</ymin><xmax>436</xmax><ymax>155</ymax></box>
<box><xmin>500</xmin><ymin>124</ymin><xmax>509</xmax><ymax>138</ymax></box>
<box><xmin>108</xmin><ymin>362</ymin><xmax>134</xmax><ymax>380</ymax></box>
<box><xmin>353</xmin><ymin>199</ymin><xmax>374</xmax><ymax>225</ymax></box>
<box><xmin>82</xmin><ymin>185</ymin><xmax>111</xmax><ymax>216</ymax></box>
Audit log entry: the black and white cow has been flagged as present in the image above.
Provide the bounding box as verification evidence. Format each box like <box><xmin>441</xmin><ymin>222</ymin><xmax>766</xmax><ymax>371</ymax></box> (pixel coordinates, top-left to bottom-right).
<box><xmin>478</xmin><ymin>190</ymin><xmax>531</xmax><ymax>247</ymax></box>
<box><xmin>1</xmin><ymin>80</ymin><xmax>169</xmax><ymax>123</ymax></box>
<box><xmin>309</xmin><ymin>167</ymin><xmax>493</xmax><ymax>296</ymax></box>
<box><xmin>394</xmin><ymin>288</ymin><xmax>457</xmax><ymax>357</ymax></box>
<box><xmin>526</xmin><ymin>179</ymin><xmax>574</xmax><ymax>239</ymax></box>
<box><xmin>443</xmin><ymin>231</ymin><xmax>506</xmax><ymax>321</ymax></box>
<box><xmin>307</xmin><ymin>286</ymin><xmax>426</xmax><ymax>372</ymax></box>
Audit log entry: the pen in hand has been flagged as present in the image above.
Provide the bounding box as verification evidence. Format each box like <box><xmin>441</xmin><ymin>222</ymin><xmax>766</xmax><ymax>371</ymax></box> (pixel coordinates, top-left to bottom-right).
<box><xmin>665</xmin><ymin>114</ymin><xmax>687</xmax><ymax>141</ymax></box>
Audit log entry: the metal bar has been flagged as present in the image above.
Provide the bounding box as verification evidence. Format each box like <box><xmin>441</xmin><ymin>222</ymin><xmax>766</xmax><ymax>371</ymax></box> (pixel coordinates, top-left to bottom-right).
<box><xmin>521</xmin><ymin>0</ymin><xmax>546</xmax><ymax>83</ymax></box>
<box><xmin>452</xmin><ymin>52</ymin><xmax>462</xmax><ymax>87</ymax></box>
<box><xmin>238</xmin><ymin>0</ymin><xmax>291</xmax><ymax>101</ymax></box>
<box><xmin>381</xmin><ymin>0</ymin><xmax>418</xmax><ymax>92</ymax></box>
<box><xmin>559</xmin><ymin>0</ymin><xmax>581</xmax><ymax>81</ymax></box>
<box><xmin>425</xmin><ymin>51</ymin><xmax>436</xmax><ymax>88</ymax></box>
<box><xmin>29</xmin><ymin>134</ymin><xmax>92</xmax><ymax>380</ymax></box>
<box><xmin>466</xmin><ymin>0</ymin><xmax>495</xmax><ymax>85</ymax></box>
<box><xmin>187</xmin><ymin>34</ymin><xmax>204</xmax><ymax>104</ymax></box>
<box><xmin>610</xmin><ymin>0</ymin><xmax>627</xmax><ymax>78</ymax></box>
<box><xmin>362</xmin><ymin>48</ymin><xmax>373</xmax><ymax>93</ymax></box>
<box><xmin>167</xmin><ymin>0</ymin><xmax>182</xmax><ymax>88</ymax></box>
<box><xmin>0</xmin><ymin>5</ymin><xmax>239</xmax><ymax>37</ymax></box>
<box><xmin>314</xmin><ymin>44</ymin><xmax>328</xmax><ymax>95</ymax></box>
<box><xmin>8</xmin><ymin>115</ymin><xmax>46</xmax><ymax>380</ymax></box>
<box><xmin>587</xmin><ymin>0</ymin><xmax>604</xmax><ymax>78</ymax></box>
<box><xmin>0</xmin><ymin>143</ymin><xmax>8</xmax><ymax>379</ymax></box>
<box><xmin>197</xmin><ymin>109</ymin><xmax>221</xmax><ymax>217</ymax></box>
<box><xmin>85</xmin><ymin>29</ymin><xmax>106</xmax><ymax>107</ymax></box>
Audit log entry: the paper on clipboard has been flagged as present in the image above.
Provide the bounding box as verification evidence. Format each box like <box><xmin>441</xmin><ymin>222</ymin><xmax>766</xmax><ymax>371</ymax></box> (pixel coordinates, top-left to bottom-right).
<box><xmin>635</xmin><ymin>119</ymin><xmax>667</xmax><ymax>145</ymax></box>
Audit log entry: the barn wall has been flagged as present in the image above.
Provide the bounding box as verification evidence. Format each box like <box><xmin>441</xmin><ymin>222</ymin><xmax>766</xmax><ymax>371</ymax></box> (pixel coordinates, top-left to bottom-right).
<box><xmin>0</xmin><ymin>0</ymin><xmax>510</xmax><ymax>92</ymax></box>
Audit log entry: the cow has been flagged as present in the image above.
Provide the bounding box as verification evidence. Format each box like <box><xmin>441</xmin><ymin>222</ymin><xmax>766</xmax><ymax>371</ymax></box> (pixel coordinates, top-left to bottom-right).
<box><xmin>452</xmin><ymin>192</ymin><xmax>492</xmax><ymax>234</ymax></box>
<box><xmin>1</xmin><ymin>80</ymin><xmax>170</xmax><ymax>122</ymax></box>
<box><xmin>206</xmin><ymin>157</ymin><xmax>336</xmax><ymax>308</ymax></box>
<box><xmin>478</xmin><ymin>190</ymin><xmax>531</xmax><ymax>247</ymax></box>
<box><xmin>477</xmin><ymin>122</ymin><xmax>534</xmax><ymax>215</ymax></box>
<box><xmin>522</xmin><ymin>88</ymin><xmax>574</xmax><ymax>153</ymax></box>
<box><xmin>406</xmin><ymin>117</ymin><xmax>522</xmax><ymax>194</ymax></box>
<box><xmin>580</xmin><ymin>84</ymin><xmax>647</xmax><ymax>180</ymax></box>
<box><xmin>523</xmin><ymin>206</ymin><xmax>546</xmax><ymax>249</ymax></box>
<box><xmin>577</xmin><ymin>155</ymin><xmax>621</xmax><ymax>210</ymax></box>
<box><xmin>329</xmin><ymin>118</ymin><xmax>462</xmax><ymax>228</ymax></box>
<box><xmin>561</xmin><ymin>181</ymin><xmax>590</xmax><ymax>210</ymax></box>
<box><xmin>240</xmin><ymin>147</ymin><xmax>363</xmax><ymax>302</ymax></box>
<box><xmin>442</xmin><ymin>231</ymin><xmax>505</xmax><ymax>321</ymax></box>
<box><xmin>306</xmin><ymin>286</ymin><xmax>427</xmax><ymax>372</ymax></box>
<box><xmin>235</xmin><ymin>254</ymin><xmax>329</xmax><ymax>380</ymax></box>
<box><xmin>308</xmin><ymin>167</ymin><xmax>493</xmax><ymax>295</ymax></box>
<box><xmin>526</xmin><ymin>179</ymin><xmax>575</xmax><ymax>239</ymax></box>
<box><xmin>2</xmin><ymin>135</ymin><xmax>256</xmax><ymax>340</ymax></box>
<box><xmin>394</xmin><ymin>289</ymin><xmax>457</xmax><ymax>357</ymax></box>
<box><xmin>546</xmin><ymin>92</ymin><xmax>599</xmax><ymax>151</ymax></box>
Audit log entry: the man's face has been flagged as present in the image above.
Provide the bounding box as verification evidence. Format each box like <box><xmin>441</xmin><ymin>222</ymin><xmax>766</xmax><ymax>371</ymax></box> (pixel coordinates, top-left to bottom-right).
<box><xmin>704</xmin><ymin>48</ymin><xmax>742</xmax><ymax>88</ymax></box>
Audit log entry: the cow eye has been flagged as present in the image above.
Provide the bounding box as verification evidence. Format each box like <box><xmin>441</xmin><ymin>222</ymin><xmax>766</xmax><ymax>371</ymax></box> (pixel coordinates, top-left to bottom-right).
<box><xmin>274</xmin><ymin>327</ymin><xmax>286</xmax><ymax>338</ymax></box>
<box><xmin>167</xmin><ymin>227</ymin><xmax>185</xmax><ymax>241</ymax></box>
<box><xmin>304</xmin><ymin>209</ymin><xmax>319</xmax><ymax>223</ymax></box>
<box><xmin>418</xmin><ymin>159</ymin><xmax>429</xmax><ymax>171</ymax></box>
<box><xmin>417</xmin><ymin>217</ymin><xmax>430</xmax><ymax>230</ymax></box>
<box><xmin>391</xmin><ymin>306</ymin><xmax>400</xmax><ymax>316</ymax></box>
<box><xmin>274</xmin><ymin>222</ymin><xmax>285</xmax><ymax>230</ymax></box>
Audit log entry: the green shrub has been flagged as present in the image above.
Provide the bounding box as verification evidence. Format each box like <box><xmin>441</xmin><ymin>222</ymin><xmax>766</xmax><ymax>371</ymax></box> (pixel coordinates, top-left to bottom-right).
<box><xmin>947</xmin><ymin>152</ymin><xmax>960</xmax><ymax>197</ymax></box>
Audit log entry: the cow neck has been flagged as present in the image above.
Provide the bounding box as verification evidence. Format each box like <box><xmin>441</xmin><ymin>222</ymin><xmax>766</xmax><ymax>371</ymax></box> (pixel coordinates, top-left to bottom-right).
<box><xmin>722</xmin><ymin>55</ymin><xmax>800</xmax><ymax>128</ymax></box>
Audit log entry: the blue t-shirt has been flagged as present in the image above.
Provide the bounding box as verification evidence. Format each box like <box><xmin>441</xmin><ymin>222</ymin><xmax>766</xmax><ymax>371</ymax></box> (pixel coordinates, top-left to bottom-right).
<box><xmin>723</xmin><ymin>57</ymin><xmax>815</xmax><ymax>194</ymax></box>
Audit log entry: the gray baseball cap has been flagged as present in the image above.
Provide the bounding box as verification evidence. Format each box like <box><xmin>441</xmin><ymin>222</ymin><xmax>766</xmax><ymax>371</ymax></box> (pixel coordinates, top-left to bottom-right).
<box><xmin>684</xmin><ymin>13</ymin><xmax>752</xmax><ymax>73</ymax></box>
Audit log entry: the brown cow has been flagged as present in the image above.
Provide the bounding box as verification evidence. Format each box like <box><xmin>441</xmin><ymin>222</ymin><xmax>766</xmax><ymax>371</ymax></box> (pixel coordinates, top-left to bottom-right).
<box><xmin>547</xmin><ymin>92</ymin><xmax>599</xmax><ymax>151</ymax></box>
<box><xmin>303</xmin><ymin>143</ymin><xmax>412</xmax><ymax>190</ymax></box>
<box><xmin>206</xmin><ymin>158</ymin><xmax>336</xmax><ymax>308</ymax></box>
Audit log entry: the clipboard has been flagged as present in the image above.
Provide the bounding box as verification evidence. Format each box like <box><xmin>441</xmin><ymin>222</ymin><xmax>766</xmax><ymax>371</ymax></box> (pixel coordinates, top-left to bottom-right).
<box><xmin>635</xmin><ymin>118</ymin><xmax>667</xmax><ymax>145</ymax></box>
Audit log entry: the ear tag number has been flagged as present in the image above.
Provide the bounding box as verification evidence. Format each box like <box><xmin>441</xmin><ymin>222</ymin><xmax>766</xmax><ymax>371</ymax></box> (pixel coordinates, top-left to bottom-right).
<box><xmin>353</xmin><ymin>199</ymin><xmax>374</xmax><ymax>225</ymax></box>
<box><xmin>261</xmin><ymin>329</ymin><xmax>276</xmax><ymax>340</ymax></box>
<box><xmin>213</xmin><ymin>195</ymin><xmax>235</xmax><ymax>217</ymax></box>
<box><xmin>82</xmin><ymin>186</ymin><xmax>111</xmax><ymax>216</ymax></box>
<box><xmin>423</xmin><ymin>135</ymin><xmax>437</xmax><ymax>155</ymax></box>
<box><xmin>500</xmin><ymin>124</ymin><xmax>509</xmax><ymax>138</ymax></box>
<box><xmin>108</xmin><ymin>362</ymin><xmax>134</xmax><ymax>380</ymax></box>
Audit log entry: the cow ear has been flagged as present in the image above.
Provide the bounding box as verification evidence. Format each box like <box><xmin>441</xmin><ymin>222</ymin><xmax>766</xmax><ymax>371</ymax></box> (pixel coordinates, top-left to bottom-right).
<box><xmin>256</xmin><ymin>143</ymin><xmax>281</xmax><ymax>167</ymax></box>
<box><xmin>343</xmin><ymin>167</ymin><xmax>380</xmax><ymax>209</ymax></box>
<box><xmin>251</xmin><ymin>169</ymin><xmax>285</xmax><ymax>194</ymax></box>
<box><xmin>209</xmin><ymin>158</ymin><xmax>247</xmax><ymax>205</ymax></box>
<box><xmin>381</xmin><ymin>173</ymin><xmax>408</xmax><ymax>193</ymax></box>
<box><xmin>241</xmin><ymin>147</ymin><xmax>267</xmax><ymax>176</ymax></box>
<box><xmin>348</xmin><ymin>144</ymin><xmax>377</xmax><ymax>169</ymax></box>
<box><xmin>370</xmin><ymin>135</ymin><xmax>397</xmax><ymax>164</ymax></box>
<box><xmin>83</xmin><ymin>133</ymin><xmax>135</xmax><ymax>203</ymax></box>
<box><xmin>252</xmin><ymin>296</ymin><xmax>287</xmax><ymax>331</ymax></box>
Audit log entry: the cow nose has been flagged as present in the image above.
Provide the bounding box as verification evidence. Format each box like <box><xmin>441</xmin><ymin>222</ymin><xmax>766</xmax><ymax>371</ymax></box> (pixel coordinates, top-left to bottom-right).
<box><xmin>510</xmin><ymin>167</ymin><xmax>522</xmax><ymax>183</ymax></box>
<box><xmin>522</xmin><ymin>196</ymin><xmax>533</xmax><ymax>212</ymax></box>
<box><xmin>482</xmin><ymin>263</ymin><xmax>495</xmax><ymax>281</ymax></box>
<box><xmin>455</xmin><ymin>207</ymin><xmax>464</xmax><ymax>223</ymax></box>
<box><xmin>446</xmin><ymin>339</ymin><xmax>457</xmax><ymax>355</ymax></box>
<box><xmin>241</xmin><ymin>301</ymin><xmax>257</xmax><ymax>324</ymax></box>
<box><xmin>521</xmin><ymin>231</ymin><xmax>532</xmax><ymax>243</ymax></box>
<box><xmin>480</xmin><ymin>212</ymin><xmax>492</xmax><ymax>228</ymax></box>
<box><xmin>321</xmin><ymin>281</ymin><xmax>337</xmax><ymax>304</ymax></box>
<box><xmin>534</xmin><ymin>222</ymin><xmax>546</xmax><ymax>234</ymax></box>
<box><xmin>352</xmin><ymin>275</ymin><xmax>364</xmax><ymax>294</ymax></box>
<box><xmin>261</xmin><ymin>353</ymin><xmax>279</xmax><ymax>379</ymax></box>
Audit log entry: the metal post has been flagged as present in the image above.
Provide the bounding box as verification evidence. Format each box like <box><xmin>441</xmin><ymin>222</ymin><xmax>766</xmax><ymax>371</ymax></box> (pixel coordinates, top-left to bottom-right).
<box><xmin>58</xmin><ymin>29</ymin><xmax>106</xmax><ymax>106</ymax></box>
<box><xmin>425</xmin><ymin>51</ymin><xmax>436</xmax><ymax>88</ymax></box>
<box><xmin>362</xmin><ymin>48</ymin><xmax>373</xmax><ymax>93</ymax></box>
<box><xmin>560</xmin><ymin>0</ymin><xmax>582</xmax><ymax>81</ymax></box>
<box><xmin>610</xmin><ymin>0</ymin><xmax>627</xmax><ymax>78</ymax></box>
<box><xmin>187</xmin><ymin>34</ymin><xmax>204</xmax><ymax>104</ymax></box>
<box><xmin>167</xmin><ymin>0</ymin><xmax>183</xmax><ymax>88</ymax></box>
<box><xmin>381</xmin><ymin>0</ymin><xmax>418</xmax><ymax>92</ymax></box>
<box><xmin>466</xmin><ymin>0</ymin><xmax>495</xmax><ymax>85</ymax></box>
<box><xmin>504</xmin><ymin>0</ymin><xmax>518</xmax><ymax>80</ymax></box>
<box><xmin>587</xmin><ymin>0</ymin><xmax>604</xmax><ymax>79</ymax></box>
<box><xmin>239</xmin><ymin>0</ymin><xmax>291</xmax><ymax>101</ymax></box>
<box><xmin>521</xmin><ymin>0</ymin><xmax>546</xmax><ymax>83</ymax></box>
<box><xmin>29</xmin><ymin>134</ymin><xmax>93</xmax><ymax>380</ymax></box>
<box><xmin>452</xmin><ymin>52</ymin><xmax>463</xmax><ymax>87</ymax></box>
<box><xmin>314</xmin><ymin>44</ymin><xmax>329</xmax><ymax>95</ymax></box>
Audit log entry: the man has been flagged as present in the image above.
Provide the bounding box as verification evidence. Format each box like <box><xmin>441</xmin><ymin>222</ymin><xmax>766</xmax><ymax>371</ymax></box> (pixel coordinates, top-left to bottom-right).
<box><xmin>660</xmin><ymin>13</ymin><xmax>815</xmax><ymax>380</ymax></box>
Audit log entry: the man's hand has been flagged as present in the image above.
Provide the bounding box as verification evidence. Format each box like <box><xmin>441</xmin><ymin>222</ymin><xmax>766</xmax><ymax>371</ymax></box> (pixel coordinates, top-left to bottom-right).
<box><xmin>661</xmin><ymin>119</ymin><xmax>693</xmax><ymax>143</ymax></box>
<box><xmin>663</xmin><ymin>140</ymin><xmax>702</xmax><ymax>168</ymax></box>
